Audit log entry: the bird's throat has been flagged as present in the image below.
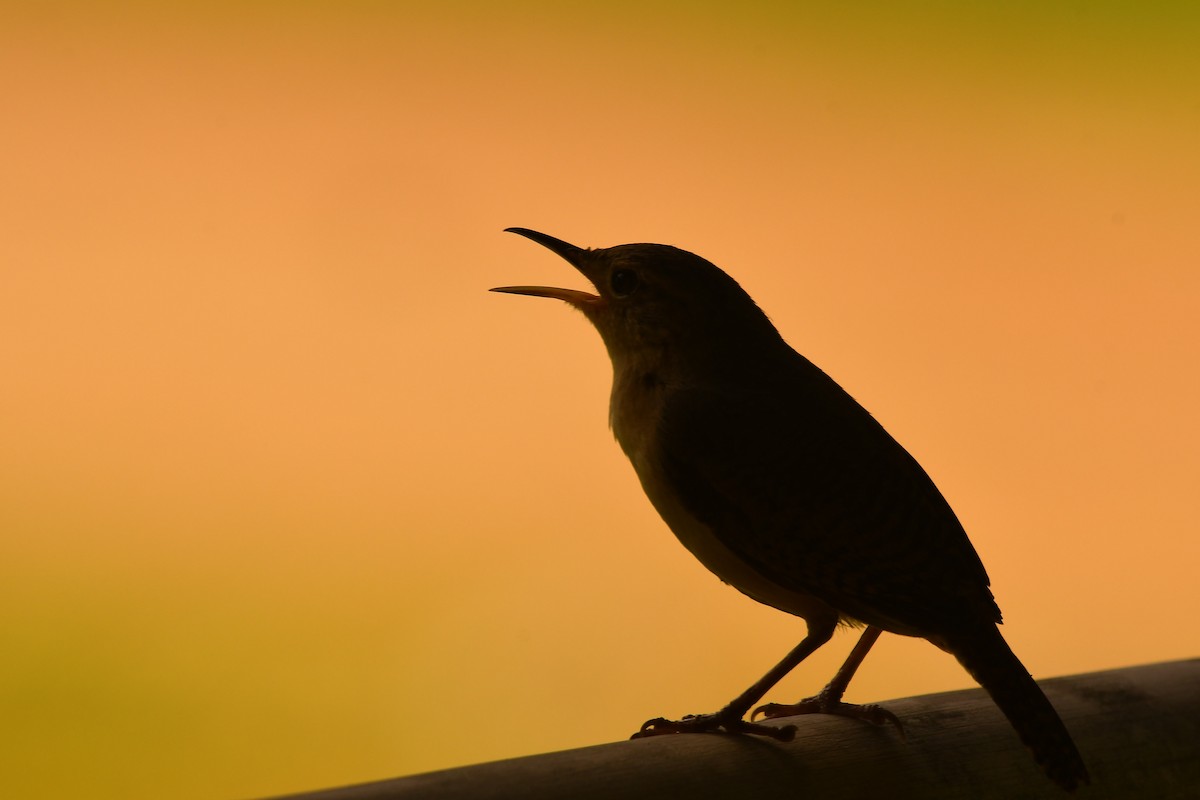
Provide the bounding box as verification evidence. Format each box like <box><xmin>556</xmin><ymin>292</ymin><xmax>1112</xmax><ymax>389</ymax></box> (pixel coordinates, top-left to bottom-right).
<box><xmin>608</xmin><ymin>361</ymin><xmax>669</xmax><ymax>466</ymax></box>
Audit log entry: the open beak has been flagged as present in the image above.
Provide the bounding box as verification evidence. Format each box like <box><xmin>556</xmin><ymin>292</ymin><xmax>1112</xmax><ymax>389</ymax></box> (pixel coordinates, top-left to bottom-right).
<box><xmin>490</xmin><ymin>227</ymin><xmax>602</xmax><ymax>307</ymax></box>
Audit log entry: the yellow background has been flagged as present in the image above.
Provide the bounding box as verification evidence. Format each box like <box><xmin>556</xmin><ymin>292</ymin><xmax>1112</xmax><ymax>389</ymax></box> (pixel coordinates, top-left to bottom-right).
<box><xmin>2</xmin><ymin>3</ymin><xmax>1198</xmax><ymax>798</ymax></box>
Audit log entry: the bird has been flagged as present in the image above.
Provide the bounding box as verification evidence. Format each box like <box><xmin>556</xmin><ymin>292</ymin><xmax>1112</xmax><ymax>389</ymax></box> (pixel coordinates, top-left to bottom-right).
<box><xmin>491</xmin><ymin>227</ymin><xmax>1089</xmax><ymax>791</ymax></box>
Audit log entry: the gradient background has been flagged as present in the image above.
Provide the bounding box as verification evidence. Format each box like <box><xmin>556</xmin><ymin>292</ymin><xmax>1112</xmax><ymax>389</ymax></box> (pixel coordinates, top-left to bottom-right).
<box><xmin>2</xmin><ymin>3</ymin><xmax>1198</xmax><ymax>798</ymax></box>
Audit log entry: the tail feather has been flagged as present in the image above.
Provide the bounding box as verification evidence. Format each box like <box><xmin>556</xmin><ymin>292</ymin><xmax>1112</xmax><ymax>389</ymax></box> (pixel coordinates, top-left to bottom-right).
<box><xmin>945</xmin><ymin>625</ymin><xmax>1090</xmax><ymax>791</ymax></box>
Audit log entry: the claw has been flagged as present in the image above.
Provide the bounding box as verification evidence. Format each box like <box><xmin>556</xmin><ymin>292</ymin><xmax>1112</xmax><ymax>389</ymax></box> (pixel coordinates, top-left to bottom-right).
<box><xmin>753</xmin><ymin>699</ymin><xmax>818</xmax><ymax>721</ymax></box>
<box><xmin>856</xmin><ymin>703</ymin><xmax>905</xmax><ymax>735</ymax></box>
<box><xmin>752</xmin><ymin>694</ymin><xmax>905</xmax><ymax>738</ymax></box>
<box><xmin>635</xmin><ymin>716</ymin><xmax>670</xmax><ymax>734</ymax></box>
<box><xmin>630</xmin><ymin>712</ymin><xmax>797</xmax><ymax>741</ymax></box>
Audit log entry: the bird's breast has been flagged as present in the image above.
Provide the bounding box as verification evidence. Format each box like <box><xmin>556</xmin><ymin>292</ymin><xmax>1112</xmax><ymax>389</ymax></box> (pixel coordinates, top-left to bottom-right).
<box><xmin>609</xmin><ymin>368</ymin><xmax>834</xmax><ymax>622</ymax></box>
<box><xmin>630</xmin><ymin>448</ymin><xmax>835</xmax><ymax>621</ymax></box>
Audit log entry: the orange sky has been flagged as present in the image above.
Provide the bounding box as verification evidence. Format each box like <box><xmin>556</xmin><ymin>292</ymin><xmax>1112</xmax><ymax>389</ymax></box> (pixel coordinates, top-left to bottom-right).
<box><xmin>2</xmin><ymin>5</ymin><xmax>1198</xmax><ymax>799</ymax></box>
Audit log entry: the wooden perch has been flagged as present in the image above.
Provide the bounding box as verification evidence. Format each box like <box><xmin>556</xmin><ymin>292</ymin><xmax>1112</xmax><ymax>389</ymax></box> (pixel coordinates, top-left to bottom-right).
<box><xmin>272</xmin><ymin>658</ymin><xmax>1199</xmax><ymax>799</ymax></box>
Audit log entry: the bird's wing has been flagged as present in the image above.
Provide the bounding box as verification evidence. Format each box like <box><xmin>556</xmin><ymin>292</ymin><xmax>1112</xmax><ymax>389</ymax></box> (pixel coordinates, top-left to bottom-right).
<box><xmin>654</xmin><ymin>378</ymin><xmax>1001</xmax><ymax>635</ymax></box>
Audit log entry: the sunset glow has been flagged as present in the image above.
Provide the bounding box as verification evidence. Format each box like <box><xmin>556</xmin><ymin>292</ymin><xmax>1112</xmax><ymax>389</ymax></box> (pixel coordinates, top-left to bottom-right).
<box><xmin>2</xmin><ymin>4</ymin><xmax>1198</xmax><ymax>798</ymax></box>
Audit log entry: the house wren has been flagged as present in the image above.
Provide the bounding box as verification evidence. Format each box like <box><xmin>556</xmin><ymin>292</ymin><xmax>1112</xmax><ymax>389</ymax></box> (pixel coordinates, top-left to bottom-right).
<box><xmin>492</xmin><ymin>228</ymin><xmax>1088</xmax><ymax>791</ymax></box>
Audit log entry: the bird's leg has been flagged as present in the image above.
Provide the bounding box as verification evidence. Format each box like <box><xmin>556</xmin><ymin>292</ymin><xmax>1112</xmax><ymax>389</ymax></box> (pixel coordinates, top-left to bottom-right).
<box><xmin>752</xmin><ymin>625</ymin><xmax>902</xmax><ymax>733</ymax></box>
<box><xmin>631</xmin><ymin>622</ymin><xmax>834</xmax><ymax>742</ymax></box>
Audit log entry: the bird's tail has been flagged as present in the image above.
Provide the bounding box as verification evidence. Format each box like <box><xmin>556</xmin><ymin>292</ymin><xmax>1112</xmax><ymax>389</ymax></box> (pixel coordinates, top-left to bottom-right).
<box><xmin>944</xmin><ymin>625</ymin><xmax>1090</xmax><ymax>791</ymax></box>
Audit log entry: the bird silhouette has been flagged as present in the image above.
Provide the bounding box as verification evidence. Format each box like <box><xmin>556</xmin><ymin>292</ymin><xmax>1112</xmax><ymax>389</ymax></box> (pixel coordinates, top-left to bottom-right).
<box><xmin>493</xmin><ymin>228</ymin><xmax>1089</xmax><ymax>791</ymax></box>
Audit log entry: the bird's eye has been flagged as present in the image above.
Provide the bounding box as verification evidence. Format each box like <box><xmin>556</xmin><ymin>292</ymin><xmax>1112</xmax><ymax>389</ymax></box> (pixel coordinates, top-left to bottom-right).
<box><xmin>610</xmin><ymin>269</ymin><xmax>639</xmax><ymax>297</ymax></box>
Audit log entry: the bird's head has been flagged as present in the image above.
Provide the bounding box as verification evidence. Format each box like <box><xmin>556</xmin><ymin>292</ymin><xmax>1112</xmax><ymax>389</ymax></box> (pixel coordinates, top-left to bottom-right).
<box><xmin>492</xmin><ymin>228</ymin><xmax>784</xmax><ymax>379</ymax></box>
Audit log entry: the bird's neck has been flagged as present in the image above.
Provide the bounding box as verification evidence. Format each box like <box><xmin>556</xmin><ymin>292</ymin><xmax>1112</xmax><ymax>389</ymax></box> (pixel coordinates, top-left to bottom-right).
<box><xmin>605</xmin><ymin>331</ymin><xmax>790</xmax><ymax>463</ymax></box>
<box><xmin>607</xmin><ymin>349</ymin><xmax>673</xmax><ymax>466</ymax></box>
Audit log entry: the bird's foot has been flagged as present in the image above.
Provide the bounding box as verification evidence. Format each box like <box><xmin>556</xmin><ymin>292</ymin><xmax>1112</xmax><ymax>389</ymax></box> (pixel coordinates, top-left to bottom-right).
<box><xmin>752</xmin><ymin>686</ymin><xmax>904</xmax><ymax>736</ymax></box>
<box><xmin>631</xmin><ymin>711</ymin><xmax>796</xmax><ymax>742</ymax></box>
